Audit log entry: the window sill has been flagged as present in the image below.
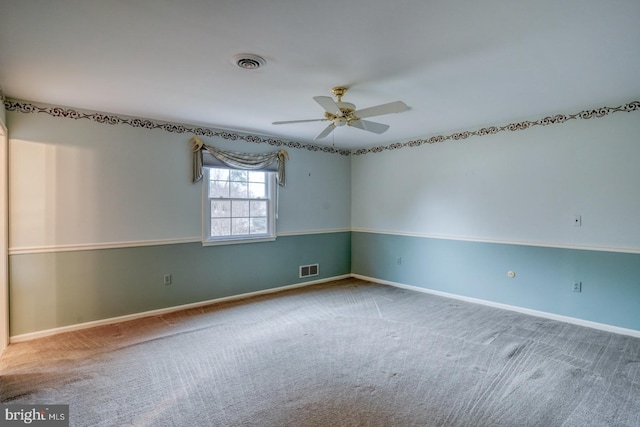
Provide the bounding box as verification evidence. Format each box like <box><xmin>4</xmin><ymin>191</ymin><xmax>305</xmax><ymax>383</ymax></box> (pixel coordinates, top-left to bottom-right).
<box><xmin>202</xmin><ymin>236</ymin><xmax>276</xmax><ymax>247</ymax></box>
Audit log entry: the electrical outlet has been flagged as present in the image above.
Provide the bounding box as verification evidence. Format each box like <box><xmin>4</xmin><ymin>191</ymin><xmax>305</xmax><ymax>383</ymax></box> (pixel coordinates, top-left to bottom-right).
<box><xmin>396</xmin><ymin>257</ymin><xmax>402</xmax><ymax>265</ymax></box>
<box><xmin>163</xmin><ymin>274</ymin><xmax>172</xmax><ymax>285</ymax></box>
<box><xmin>573</xmin><ymin>215</ymin><xmax>582</xmax><ymax>226</ymax></box>
<box><xmin>573</xmin><ymin>282</ymin><xmax>582</xmax><ymax>292</ymax></box>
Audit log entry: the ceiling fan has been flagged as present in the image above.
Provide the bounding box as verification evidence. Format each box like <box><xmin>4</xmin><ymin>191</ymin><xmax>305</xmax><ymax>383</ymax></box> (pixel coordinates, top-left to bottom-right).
<box><xmin>272</xmin><ymin>86</ymin><xmax>409</xmax><ymax>140</ymax></box>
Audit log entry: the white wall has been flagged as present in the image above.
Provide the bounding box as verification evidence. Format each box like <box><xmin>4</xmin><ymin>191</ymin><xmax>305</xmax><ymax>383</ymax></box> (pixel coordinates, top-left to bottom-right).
<box><xmin>352</xmin><ymin>111</ymin><xmax>640</xmax><ymax>252</ymax></box>
<box><xmin>8</xmin><ymin>109</ymin><xmax>351</xmax><ymax>252</ymax></box>
<box><xmin>7</xmin><ymin>104</ymin><xmax>352</xmax><ymax>336</ymax></box>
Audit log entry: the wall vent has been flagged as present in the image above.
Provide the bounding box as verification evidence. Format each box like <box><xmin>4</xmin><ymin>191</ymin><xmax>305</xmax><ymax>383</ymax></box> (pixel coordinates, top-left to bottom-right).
<box><xmin>299</xmin><ymin>264</ymin><xmax>319</xmax><ymax>278</ymax></box>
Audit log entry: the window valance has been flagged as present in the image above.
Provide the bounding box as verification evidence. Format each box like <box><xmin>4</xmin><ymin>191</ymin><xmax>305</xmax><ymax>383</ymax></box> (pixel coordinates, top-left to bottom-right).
<box><xmin>190</xmin><ymin>136</ymin><xmax>288</xmax><ymax>186</ymax></box>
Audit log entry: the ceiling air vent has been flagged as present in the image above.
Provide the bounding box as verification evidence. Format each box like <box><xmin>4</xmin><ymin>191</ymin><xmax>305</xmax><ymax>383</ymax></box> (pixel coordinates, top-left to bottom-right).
<box><xmin>232</xmin><ymin>54</ymin><xmax>266</xmax><ymax>70</ymax></box>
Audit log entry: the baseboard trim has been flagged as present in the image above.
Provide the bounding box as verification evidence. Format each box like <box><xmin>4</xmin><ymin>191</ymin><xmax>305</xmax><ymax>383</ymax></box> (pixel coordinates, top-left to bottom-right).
<box><xmin>352</xmin><ymin>274</ymin><xmax>640</xmax><ymax>339</ymax></box>
<box><xmin>9</xmin><ymin>274</ymin><xmax>351</xmax><ymax>343</ymax></box>
<box><xmin>14</xmin><ymin>273</ymin><xmax>639</xmax><ymax>343</ymax></box>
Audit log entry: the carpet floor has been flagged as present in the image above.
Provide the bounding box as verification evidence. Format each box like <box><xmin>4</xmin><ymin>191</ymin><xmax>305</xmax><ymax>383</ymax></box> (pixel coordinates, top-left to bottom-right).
<box><xmin>1</xmin><ymin>278</ymin><xmax>639</xmax><ymax>426</ymax></box>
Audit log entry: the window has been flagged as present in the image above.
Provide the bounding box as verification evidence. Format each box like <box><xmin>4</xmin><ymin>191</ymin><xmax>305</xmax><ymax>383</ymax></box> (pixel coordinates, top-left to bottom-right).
<box><xmin>203</xmin><ymin>167</ymin><xmax>276</xmax><ymax>245</ymax></box>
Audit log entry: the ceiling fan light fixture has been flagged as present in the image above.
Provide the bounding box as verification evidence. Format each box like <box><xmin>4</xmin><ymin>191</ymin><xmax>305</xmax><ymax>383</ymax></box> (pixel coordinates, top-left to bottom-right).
<box><xmin>333</xmin><ymin>117</ymin><xmax>347</xmax><ymax>127</ymax></box>
<box><xmin>232</xmin><ymin>53</ymin><xmax>266</xmax><ymax>70</ymax></box>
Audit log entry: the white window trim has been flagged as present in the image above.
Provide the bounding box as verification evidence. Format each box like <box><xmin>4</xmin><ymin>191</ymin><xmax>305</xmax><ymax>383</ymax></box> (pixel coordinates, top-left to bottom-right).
<box><xmin>202</xmin><ymin>167</ymin><xmax>277</xmax><ymax>246</ymax></box>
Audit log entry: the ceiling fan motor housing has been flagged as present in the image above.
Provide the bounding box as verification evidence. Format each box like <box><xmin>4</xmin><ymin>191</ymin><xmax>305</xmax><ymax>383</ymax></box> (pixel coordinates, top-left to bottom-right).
<box><xmin>337</xmin><ymin>102</ymin><xmax>356</xmax><ymax>112</ymax></box>
<box><xmin>322</xmin><ymin>101</ymin><xmax>356</xmax><ymax>126</ymax></box>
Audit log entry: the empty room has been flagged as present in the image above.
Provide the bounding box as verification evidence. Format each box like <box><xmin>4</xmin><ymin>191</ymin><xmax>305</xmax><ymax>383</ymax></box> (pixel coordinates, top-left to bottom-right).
<box><xmin>1</xmin><ymin>1</ymin><xmax>639</xmax><ymax>426</ymax></box>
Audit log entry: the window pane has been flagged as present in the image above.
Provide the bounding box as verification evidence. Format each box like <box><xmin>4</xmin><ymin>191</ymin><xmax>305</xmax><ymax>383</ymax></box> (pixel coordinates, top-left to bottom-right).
<box><xmin>248</xmin><ymin>171</ymin><xmax>265</xmax><ymax>183</ymax></box>
<box><xmin>204</xmin><ymin>169</ymin><xmax>275</xmax><ymax>243</ymax></box>
<box><xmin>210</xmin><ymin>181</ymin><xmax>229</xmax><ymax>198</ymax></box>
<box><xmin>250</xmin><ymin>200</ymin><xmax>267</xmax><ymax>217</ymax></box>
<box><xmin>210</xmin><ymin>169</ymin><xmax>229</xmax><ymax>181</ymax></box>
<box><xmin>248</xmin><ymin>182</ymin><xmax>265</xmax><ymax>198</ymax></box>
<box><xmin>230</xmin><ymin>170</ymin><xmax>247</xmax><ymax>181</ymax></box>
<box><xmin>231</xmin><ymin>218</ymin><xmax>249</xmax><ymax>235</ymax></box>
<box><xmin>211</xmin><ymin>219</ymin><xmax>231</xmax><ymax>237</ymax></box>
<box><xmin>230</xmin><ymin>181</ymin><xmax>248</xmax><ymax>198</ymax></box>
<box><xmin>211</xmin><ymin>200</ymin><xmax>230</xmax><ymax>218</ymax></box>
<box><xmin>231</xmin><ymin>200</ymin><xmax>249</xmax><ymax>217</ymax></box>
<box><xmin>250</xmin><ymin>218</ymin><xmax>267</xmax><ymax>234</ymax></box>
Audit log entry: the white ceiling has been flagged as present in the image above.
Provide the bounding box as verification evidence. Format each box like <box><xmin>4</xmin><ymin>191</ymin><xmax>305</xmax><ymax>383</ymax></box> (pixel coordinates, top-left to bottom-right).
<box><xmin>1</xmin><ymin>0</ymin><xmax>639</xmax><ymax>149</ymax></box>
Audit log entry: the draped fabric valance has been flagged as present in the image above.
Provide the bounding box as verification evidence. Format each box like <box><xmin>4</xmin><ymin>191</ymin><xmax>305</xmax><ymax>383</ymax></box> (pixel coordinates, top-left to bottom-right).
<box><xmin>190</xmin><ymin>136</ymin><xmax>288</xmax><ymax>186</ymax></box>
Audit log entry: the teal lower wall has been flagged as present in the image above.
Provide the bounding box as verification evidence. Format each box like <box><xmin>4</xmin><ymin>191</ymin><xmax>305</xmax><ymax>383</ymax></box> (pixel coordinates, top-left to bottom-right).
<box><xmin>9</xmin><ymin>232</ymin><xmax>351</xmax><ymax>336</ymax></box>
<box><xmin>12</xmin><ymin>230</ymin><xmax>640</xmax><ymax>336</ymax></box>
<box><xmin>352</xmin><ymin>232</ymin><xmax>640</xmax><ymax>331</ymax></box>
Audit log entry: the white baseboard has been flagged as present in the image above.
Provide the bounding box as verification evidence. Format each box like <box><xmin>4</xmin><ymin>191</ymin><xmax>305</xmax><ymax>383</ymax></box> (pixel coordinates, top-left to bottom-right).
<box><xmin>352</xmin><ymin>274</ymin><xmax>640</xmax><ymax>339</ymax></box>
<box><xmin>9</xmin><ymin>274</ymin><xmax>351</xmax><ymax>343</ymax></box>
<box><xmin>12</xmin><ymin>273</ymin><xmax>639</xmax><ymax>343</ymax></box>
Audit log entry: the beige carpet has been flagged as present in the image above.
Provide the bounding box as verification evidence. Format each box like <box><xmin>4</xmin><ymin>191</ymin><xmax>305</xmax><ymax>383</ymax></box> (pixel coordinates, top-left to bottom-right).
<box><xmin>1</xmin><ymin>278</ymin><xmax>639</xmax><ymax>426</ymax></box>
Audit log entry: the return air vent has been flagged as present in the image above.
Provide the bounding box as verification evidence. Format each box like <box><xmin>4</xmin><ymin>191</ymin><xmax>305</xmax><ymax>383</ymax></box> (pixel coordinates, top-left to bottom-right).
<box><xmin>299</xmin><ymin>264</ymin><xmax>319</xmax><ymax>278</ymax></box>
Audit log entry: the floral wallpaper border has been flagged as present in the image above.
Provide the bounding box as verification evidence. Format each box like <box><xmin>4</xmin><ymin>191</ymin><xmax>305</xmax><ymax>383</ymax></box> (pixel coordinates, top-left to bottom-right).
<box><xmin>352</xmin><ymin>100</ymin><xmax>640</xmax><ymax>155</ymax></box>
<box><xmin>3</xmin><ymin>99</ymin><xmax>352</xmax><ymax>156</ymax></box>
<box><xmin>5</xmin><ymin>98</ymin><xmax>639</xmax><ymax>156</ymax></box>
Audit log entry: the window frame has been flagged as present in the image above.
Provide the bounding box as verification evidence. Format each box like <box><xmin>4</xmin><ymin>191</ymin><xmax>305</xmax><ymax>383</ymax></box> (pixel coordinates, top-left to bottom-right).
<box><xmin>202</xmin><ymin>167</ymin><xmax>277</xmax><ymax>246</ymax></box>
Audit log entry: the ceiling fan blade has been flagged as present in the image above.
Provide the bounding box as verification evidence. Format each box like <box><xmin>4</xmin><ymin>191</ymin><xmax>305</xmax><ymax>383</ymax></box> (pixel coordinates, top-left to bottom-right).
<box><xmin>272</xmin><ymin>119</ymin><xmax>326</xmax><ymax>125</ymax></box>
<box><xmin>314</xmin><ymin>124</ymin><xmax>336</xmax><ymax>140</ymax></box>
<box><xmin>354</xmin><ymin>101</ymin><xmax>409</xmax><ymax>119</ymax></box>
<box><xmin>349</xmin><ymin>119</ymin><xmax>390</xmax><ymax>134</ymax></box>
<box><xmin>313</xmin><ymin>96</ymin><xmax>342</xmax><ymax>116</ymax></box>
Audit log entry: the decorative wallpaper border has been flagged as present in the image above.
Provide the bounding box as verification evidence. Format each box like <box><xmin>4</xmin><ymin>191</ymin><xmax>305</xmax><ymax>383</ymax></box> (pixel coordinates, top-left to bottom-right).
<box><xmin>3</xmin><ymin>99</ymin><xmax>352</xmax><ymax>156</ymax></box>
<box><xmin>352</xmin><ymin>101</ymin><xmax>640</xmax><ymax>155</ymax></box>
<box><xmin>5</xmin><ymin>98</ymin><xmax>639</xmax><ymax>156</ymax></box>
